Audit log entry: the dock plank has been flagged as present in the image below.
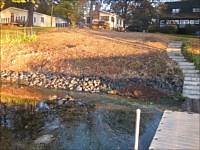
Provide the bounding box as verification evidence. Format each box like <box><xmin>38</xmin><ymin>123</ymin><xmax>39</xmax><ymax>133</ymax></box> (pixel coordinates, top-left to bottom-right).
<box><xmin>149</xmin><ymin>110</ymin><xmax>199</xmax><ymax>150</ymax></box>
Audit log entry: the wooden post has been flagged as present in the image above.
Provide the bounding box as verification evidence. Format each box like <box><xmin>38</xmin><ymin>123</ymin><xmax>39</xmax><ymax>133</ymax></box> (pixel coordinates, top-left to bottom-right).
<box><xmin>134</xmin><ymin>109</ymin><xmax>141</xmax><ymax>150</ymax></box>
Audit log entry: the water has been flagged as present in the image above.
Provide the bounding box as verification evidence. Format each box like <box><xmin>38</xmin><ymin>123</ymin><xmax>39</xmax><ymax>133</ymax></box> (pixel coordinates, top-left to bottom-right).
<box><xmin>0</xmin><ymin>83</ymin><xmax>182</xmax><ymax>150</ymax></box>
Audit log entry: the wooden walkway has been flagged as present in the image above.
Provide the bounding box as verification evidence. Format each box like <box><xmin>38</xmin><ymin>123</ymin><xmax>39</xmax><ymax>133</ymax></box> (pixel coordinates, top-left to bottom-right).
<box><xmin>149</xmin><ymin>110</ymin><xmax>200</xmax><ymax>150</ymax></box>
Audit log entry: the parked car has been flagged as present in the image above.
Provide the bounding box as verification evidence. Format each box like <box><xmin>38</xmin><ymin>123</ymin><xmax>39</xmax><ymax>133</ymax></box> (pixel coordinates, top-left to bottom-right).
<box><xmin>76</xmin><ymin>22</ymin><xmax>84</xmax><ymax>28</ymax></box>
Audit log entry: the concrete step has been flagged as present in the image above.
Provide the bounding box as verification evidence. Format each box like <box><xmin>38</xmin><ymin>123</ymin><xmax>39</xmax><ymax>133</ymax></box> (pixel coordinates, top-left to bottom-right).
<box><xmin>184</xmin><ymin>74</ymin><xmax>200</xmax><ymax>78</ymax></box>
<box><xmin>167</xmin><ymin>49</ymin><xmax>181</xmax><ymax>52</ymax></box>
<box><xmin>168</xmin><ymin>56</ymin><xmax>185</xmax><ymax>59</ymax></box>
<box><xmin>172</xmin><ymin>58</ymin><xmax>186</xmax><ymax>62</ymax></box>
<box><xmin>183</xmin><ymin>89</ymin><xmax>200</xmax><ymax>95</ymax></box>
<box><xmin>168</xmin><ymin>46</ymin><xmax>182</xmax><ymax>48</ymax></box>
<box><xmin>182</xmin><ymin>70</ymin><xmax>199</xmax><ymax>74</ymax></box>
<box><xmin>184</xmin><ymin>77</ymin><xmax>200</xmax><ymax>82</ymax></box>
<box><xmin>172</xmin><ymin>41</ymin><xmax>183</xmax><ymax>44</ymax></box>
<box><xmin>178</xmin><ymin>62</ymin><xmax>194</xmax><ymax>66</ymax></box>
<box><xmin>167</xmin><ymin>52</ymin><xmax>183</xmax><ymax>57</ymax></box>
<box><xmin>169</xmin><ymin>43</ymin><xmax>183</xmax><ymax>45</ymax></box>
<box><xmin>182</xmin><ymin>93</ymin><xmax>200</xmax><ymax>100</ymax></box>
<box><xmin>184</xmin><ymin>80</ymin><xmax>200</xmax><ymax>85</ymax></box>
<box><xmin>179</xmin><ymin>65</ymin><xmax>196</xmax><ymax>69</ymax></box>
<box><xmin>183</xmin><ymin>85</ymin><xmax>200</xmax><ymax>90</ymax></box>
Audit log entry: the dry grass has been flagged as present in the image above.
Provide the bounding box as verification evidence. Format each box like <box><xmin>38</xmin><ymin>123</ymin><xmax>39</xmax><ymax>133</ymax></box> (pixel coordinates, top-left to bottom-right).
<box><xmin>1</xmin><ymin>28</ymin><xmax>182</xmax><ymax>79</ymax></box>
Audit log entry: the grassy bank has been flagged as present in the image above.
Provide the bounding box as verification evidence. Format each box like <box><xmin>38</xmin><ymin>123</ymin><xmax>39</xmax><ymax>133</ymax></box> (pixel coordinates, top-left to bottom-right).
<box><xmin>182</xmin><ymin>41</ymin><xmax>200</xmax><ymax>71</ymax></box>
<box><xmin>0</xmin><ymin>27</ymin><xmax>53</xmax><ymax>43</ymax></box>
<box><xmin>1</xmin><ymin>94</ymin><xmax>39</xmax><ymax>106</ymax></box>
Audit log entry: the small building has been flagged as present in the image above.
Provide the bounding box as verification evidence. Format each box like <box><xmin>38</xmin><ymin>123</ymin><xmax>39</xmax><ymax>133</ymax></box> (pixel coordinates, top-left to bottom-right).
<box><xmin>159</xmin><ymin>0</ymin><xmax>200</xmax><ymax>29</ymax></box>
<box><xmin>56</xmin><ymin>17</ymin><xmax>69</xmax><ymax>27</ymax></box>
<box><xmin>0</xmin><ymin>7</ymin><xmax>68</xmax><ymax>27</ymax></box>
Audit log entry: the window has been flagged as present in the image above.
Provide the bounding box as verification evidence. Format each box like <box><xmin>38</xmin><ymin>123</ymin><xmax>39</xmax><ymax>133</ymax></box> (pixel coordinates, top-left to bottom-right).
<box><xmin>194</xmin><ymin>19</ymin><xmax>199</xmax><ymax>24</ymax></box>
<box><xmin>41</xmin><ymin>17</ymin><xmax>44</xmax><ymax>23</ymax></box>
<box><xmin>111</xmin><ymin>17</ymin><xmax>114</xmax><ymax>22</ymax></box>
<box><xmin>11</xmin><ymin>13</ymin><xmax>14</xmax><ymax>22</ymax></box>
<box><xmin>193</xmin><ymin>8</ymin><xmax>200</xmax><ymax>13</ymax></box>
<box><xmin>87</xmin><ymin>17</ymin><xmax>90</xmax><ymax>23</ymax></box>
<box><xmin>160</xmin><ymin>20</ymin><xmax>166</xmax><ymax>25</ymax></box>
<box><xmin>23</xmin><ymin>16</ymin><xmax>25</xmax><ymax>21</ymax></box>
<box><xmin>172</xmin><ymin>8</ymin><xmax>180</xmax><ymax>14</ymax></box>
<box><xmin>190</xmin><ymin>20</ymin><xmax>195</xmax><ymax>24</ymax></box>
<box><xmin>34</xmin><ymin>17</ymin><xmax>36</xmax><ymax>23</ymax></box>
<box><xmin>117</xmin><ymin>19</ymin><xmax>119</xmax><ymax>24</ymax></box>
<box><xmin>174</xmin><ymin>20</ymin><xmax>179</xmax><ymax>24</ymax></box>
<box><xmin>101</xmin><ymin>16</ymin><xmax>109</xmax><ymax>21</ymax></box>
<box><xmin>180</xmin><ymin>20</ymin><xmax>189</xmax><ymax>25</ymax></box>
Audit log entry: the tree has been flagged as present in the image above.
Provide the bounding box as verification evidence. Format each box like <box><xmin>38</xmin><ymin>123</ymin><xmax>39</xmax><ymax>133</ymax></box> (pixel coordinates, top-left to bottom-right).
<box><xmin>129</xmin><ymin>0</ymin><xmax>156</xmax><ymax>31</ymax></box>
<box><xmin>54</xmin><ymin>0</ymin><xmax>85</xmax><ymax>28</ymax></box>
<box><xmin>89</xmin><ymin>0</ymin><xmax>95</xmax><ymax>28</ymax></box>
<box><xmin>0</xmin><ymin>0</ymin><xmax>5</xmax><ymax>9</ymax></box>
<box><xmin>104</xmin><ymin>0</ymin><xmax>134</xmax><ymax>27</ymax></box>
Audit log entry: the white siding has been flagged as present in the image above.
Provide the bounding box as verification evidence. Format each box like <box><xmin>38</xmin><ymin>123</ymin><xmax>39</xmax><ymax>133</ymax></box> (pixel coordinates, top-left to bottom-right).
<box><xmin>33</xmin><ymin>13</ymin><xmax>56</xmax><ymax>27</ymax></box>
<box><xmin>98</xmin><ymin>11</ymin><xmax>124</xmax><ymax>29</ymax></box>
<box><xmin>0</xmin><ymin>7</ymin><xmax>27</xmax><ymax>23</ymax></box>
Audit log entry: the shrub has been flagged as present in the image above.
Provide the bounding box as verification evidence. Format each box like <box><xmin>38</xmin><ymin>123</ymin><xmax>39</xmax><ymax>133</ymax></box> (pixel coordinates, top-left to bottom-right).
<box><xmin>182</xmin><ymin>41</ymin><xmax>200</xmax><ymax>71</ymax></box>
<box><xmin>147</xmin><ymin>25</ymin><xmax>160</xmax><ymax>33</ymax></box>
<box><xmin>160</xmin><ymin>25</ymin><xmax>178</xmax><ymax>34</ymax></box>
<box><xmin>185</xmin><ymin>25</ymin><xmax>197</xmax><ymax>35</ymax></box>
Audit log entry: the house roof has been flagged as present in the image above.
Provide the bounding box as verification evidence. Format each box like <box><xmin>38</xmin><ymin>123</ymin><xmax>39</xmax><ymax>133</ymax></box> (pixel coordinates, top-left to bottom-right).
<box><xmin>0</xmin><ymin>7</ymin><xmax>56</xmax><ymax>18</ymax></box>
<box><xmin>99</xmin><ymin>10</ymin><xmax>125</xmax><ymax>20</ymax></box>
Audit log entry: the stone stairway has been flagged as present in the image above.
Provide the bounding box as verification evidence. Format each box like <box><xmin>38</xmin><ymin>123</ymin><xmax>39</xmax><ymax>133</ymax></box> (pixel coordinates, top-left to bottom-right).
<box><xmin>167</xmin><ymin>41</ymin><xmax>200</xmax><ymax>100</ymax></box>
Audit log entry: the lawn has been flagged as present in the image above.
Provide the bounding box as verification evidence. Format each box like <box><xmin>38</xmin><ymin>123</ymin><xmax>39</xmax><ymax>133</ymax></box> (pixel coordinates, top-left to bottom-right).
<box><xmin>1</xmin><ymin>28</ymin><xmax>185</xmax><ymax>79</ymax></box>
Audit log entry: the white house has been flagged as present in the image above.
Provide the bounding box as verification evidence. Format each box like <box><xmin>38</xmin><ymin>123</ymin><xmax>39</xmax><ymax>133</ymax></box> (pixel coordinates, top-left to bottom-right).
<box><xmin>0</xmin><ymin>7</ymin><xmax>68</xmax><ymax>27</ymax></box>
<box><xmin>98</xmin><ymin>10</ymin><xmax>125</xmax><ymax>29</ymax></box>
<box><xmin>84</xmin><ymin>3</ymin><xmax>125</xmax><ymax>30</ymax></box>
<box><xmin>86</xmin><ymin>10</ymin><xmax>125</xmax><ymax>30</ymax></box>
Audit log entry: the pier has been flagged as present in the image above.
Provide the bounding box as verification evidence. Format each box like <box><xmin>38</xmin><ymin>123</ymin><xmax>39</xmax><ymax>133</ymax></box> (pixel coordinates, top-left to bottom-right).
<box><xmin>149</xmin><ymin>110</ymin><xmax>199</xmax><ymax>150</ymax></box>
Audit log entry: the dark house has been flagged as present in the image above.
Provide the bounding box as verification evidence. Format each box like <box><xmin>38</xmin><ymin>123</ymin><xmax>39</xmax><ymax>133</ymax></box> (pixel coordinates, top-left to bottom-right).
<box><xmin>159</xmin><ymin>0</ymin><xmax>200</xmax><ymax>29</ymax></box>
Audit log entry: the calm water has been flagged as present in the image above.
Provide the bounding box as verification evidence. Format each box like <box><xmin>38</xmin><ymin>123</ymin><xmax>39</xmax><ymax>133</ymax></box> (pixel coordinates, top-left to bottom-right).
<box><xmin>0</xmin><ymin>83</ymin><xmax>182</xmax><ymax>150</ymax></box>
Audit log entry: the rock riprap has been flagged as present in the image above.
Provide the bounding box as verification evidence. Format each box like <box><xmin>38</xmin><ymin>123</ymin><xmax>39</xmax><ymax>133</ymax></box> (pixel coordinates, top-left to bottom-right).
<box><xmin>0</xmin><ymin>70</ymin><xmax>183</xmax><ymax>93</ymax></box>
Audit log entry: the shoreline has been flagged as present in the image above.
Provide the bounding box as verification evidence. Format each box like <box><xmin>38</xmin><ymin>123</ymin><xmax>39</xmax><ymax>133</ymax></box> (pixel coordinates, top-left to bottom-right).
<box><xmin>1</xmin><ymin>70</ymin><xmax>183</xmax><ymax>97</ymax></box>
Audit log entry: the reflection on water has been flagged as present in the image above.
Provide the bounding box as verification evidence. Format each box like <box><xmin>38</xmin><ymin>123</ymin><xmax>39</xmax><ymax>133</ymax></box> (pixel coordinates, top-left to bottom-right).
<box><xmin>0</xmin><ymin>83</ymin><xmax>181</xmax><ymax>150</ymax></box>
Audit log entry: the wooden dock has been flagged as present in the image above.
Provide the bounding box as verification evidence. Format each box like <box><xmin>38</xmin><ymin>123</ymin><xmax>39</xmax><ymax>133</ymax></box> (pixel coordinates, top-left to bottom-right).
<box><xmin>149</xmin><ymin>110</ymin><xmax>200</xmax><ymax>150</ymax></box>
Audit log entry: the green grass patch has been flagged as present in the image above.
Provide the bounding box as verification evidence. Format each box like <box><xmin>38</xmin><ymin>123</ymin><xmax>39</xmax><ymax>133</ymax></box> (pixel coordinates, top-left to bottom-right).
<box><xmin>1</xmin><ymin>94</ymin><xmax>39</xmax><ymax>106</ymax></box>
<box><xmin>1</xmin><ymin>35</ymin><xmax>37</xmax><ymax>43</ymax></box>
<box><xmin>0</xmin><ymin>27</ymin><xmax>54</xmax><ymax>43</ymax></box>
<box><xmin>168</xmin><ymin>34</ymin><xmax>199</xmax><ymax>39</ymax></box>
<box><xmin>182</xmin><ymin>41</ymin><xmax>200</xmax><ymax>71</ymax></box>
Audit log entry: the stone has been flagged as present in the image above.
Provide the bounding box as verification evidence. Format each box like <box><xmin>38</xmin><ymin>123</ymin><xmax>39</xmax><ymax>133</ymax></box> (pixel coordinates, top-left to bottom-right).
<box><xmin>35</xmin><ymin>102</ymin><xmax>49</xmax><ymax>111</ymax></box>
<box><xmin>49</xmin><ymin>95</ymin><xmax>57</xmax><ymax>100</ymax></box>
<box><xmin>35</xmin><ymin>134</ymin><xmax>54</xmax><ymax>144</ymax></box>
<box><xmin>57</xmin><ymin>100</ymin><xmax>66</xmax><ymax>105</ymax></box>
<box><xmin>108</xmin><ymin>90</ymin><xmax>118</xmax><ymax>95</ymax></box>
<box><xmin>64</xmin><ymin>95</ymin><xmax>74</xmax><ymax>101</ymax></box>
<box><xmin>76</xmin><ymin>85</ymin><xmax>83</xmax><ymax>92</ymax></box>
